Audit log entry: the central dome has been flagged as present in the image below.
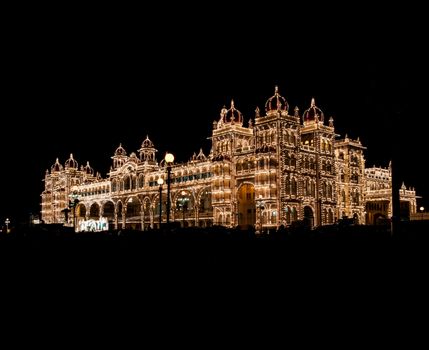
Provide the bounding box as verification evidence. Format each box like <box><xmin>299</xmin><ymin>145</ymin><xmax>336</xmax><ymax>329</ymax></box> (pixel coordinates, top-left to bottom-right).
<box><xmin>303</xmin><ymin>98</ymin><xmax>324</xmax><ymax>123</ymax></box>
<box><xmin>265</xmin><ymin>86</ymin><xmax>289</xmax><ymax>115</ymax></box>
<box><xmin>221</xmin><ymin>100</ymin><xmax>243</xmax><ymax>125</ymax></box>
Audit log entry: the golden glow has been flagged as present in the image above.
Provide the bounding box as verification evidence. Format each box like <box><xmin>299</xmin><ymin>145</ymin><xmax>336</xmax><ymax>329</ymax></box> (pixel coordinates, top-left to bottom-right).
<box><xmin>165</xmin><ymin>153</ymin><xmax>174</xmax><ymax>164</ymax></box>
<box><xmin>157</xmin><ymin>178</ymin><xmax>164</xmax><ymax>185</ymax></box>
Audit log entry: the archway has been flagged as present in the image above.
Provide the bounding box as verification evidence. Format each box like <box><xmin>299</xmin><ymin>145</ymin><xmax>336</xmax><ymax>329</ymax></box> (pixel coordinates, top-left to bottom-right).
<box><xmin>76</xmin><ymin>203</ymin><xmax>86</xmax><ymax>220</ymax></box>
<box><xmin>103</xmin><ymin>201</ymin><xmax>115</xmax><ymax>228</ymax></box>
<box><xmin>198</xmin><ymin>187</ymin><xmax>212</xmax><ymax>227</ymax></box>
<box><xmin>126</xmin><ymin>197</ymin><xmax>142</xmax><ymax>230</ymax></box>
<box><xmin>237</xmin><ymin>183</ymin><xmax>255</xmax><ymax>229</ymax></box>
<box><xmin>303</xmin><ymin>206</ymin><xmax>314</xmax><ymax>228</ymax></box>
<box><xmin>89</xmin><ymin>203</ymin><xmax>100</xmax><ymax>220</ymax></box>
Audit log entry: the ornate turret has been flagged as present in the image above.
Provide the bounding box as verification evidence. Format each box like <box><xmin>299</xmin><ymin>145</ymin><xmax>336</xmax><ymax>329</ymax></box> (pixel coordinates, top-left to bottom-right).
<box><xmin>218</xmin><ymin>100</ymin><xmax>243</xmax><ymax>126</ymax></box>
<box><xmin>65</xmin><ymin>153</ymin><xmax>78</xmax><ymax>170</ymax></box>
<box><xmin>138</xmin><ymin>135</ymin><xmax>157</xmax><ymax>164</ymax></box>
<box><xmin>111</xmin><ymin>143</ymin><xmax>128</xmax><ymax>169</ymax></box>
<box><xmin>51</xmin><ymin>158</ymin><xmax>63</xmax><ymax>173</ymax></box>
<box><xmin>265</xmin><ymin>86</ymin><xmax>289</xmax><ymax>116</ymax></box>
<box><xmin>303</xmin><ymin>98</ymin><xmax>324</xmax><ymax>124</ymax></box>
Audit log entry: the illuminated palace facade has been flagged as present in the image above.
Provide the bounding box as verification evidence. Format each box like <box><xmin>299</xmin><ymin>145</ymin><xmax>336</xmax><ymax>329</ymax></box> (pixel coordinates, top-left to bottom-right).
<box><xmin>41</xmin><ymin>87</ymin><xmax>418</xmax><ymax>231</ymax></box>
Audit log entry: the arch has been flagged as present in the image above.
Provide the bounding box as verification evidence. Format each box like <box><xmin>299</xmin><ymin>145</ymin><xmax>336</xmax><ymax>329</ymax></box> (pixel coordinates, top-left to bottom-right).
<box><xmin>237</xmin><ymin>183</ymin><xmax>255</xmax><ymax>229</ymax></box>
<box><xmin>198</xmin><ymin>187</ymin><xmax>212</xmax><ymax>217</ymax></box>
<box><xmin>328</xmin><ymin>208</ymin><xmax>334</xmax><ymax>224</ymax></box>
<box><xmin>138</xmin><ymin>174</ymin><xmax>145</xmax><ymax>188</ymax></box>
<box><xmin>103</xmin><ymin>201</ymin><xmax>115</xmax><ymax>226</ymax></box>
<box><xmin>76</xmin><ymin>203</ymin><xmax>86</xmax><ymax>220</ymax></box>
<box><xmin>303</xmin><ymin>206</ymin><xmax>314</xmax><ymax>228</ymax></box>
<box><xmin>124</xmin><ymin>176</ymin><xmax>131</xmax><ymax>191</ymax></box>
<box><xmin>285</xmin><ymin>206</ymin><xmax>291</xmax><ymax>224</ymax></box>
<box><xmin>126</xmin><ymin>196</ymin><xmax>142</xmax><ymax>230</ymax></box>
<box><xmin>175</xmin><ymin>190</ymin><xmax>195</xmax><ymax>227</ymax></box>
<box><xmin>89</xmin><ymin>202</ymin><xmax>100</xmax><ymax>219</ymax></box>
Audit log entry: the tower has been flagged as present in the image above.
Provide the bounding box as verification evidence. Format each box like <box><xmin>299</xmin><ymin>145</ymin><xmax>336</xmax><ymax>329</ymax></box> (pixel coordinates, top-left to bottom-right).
<box><xmin>211</xmin><ymin>100</ymin><xmax>254</xmax><ymax>227</ymax></box>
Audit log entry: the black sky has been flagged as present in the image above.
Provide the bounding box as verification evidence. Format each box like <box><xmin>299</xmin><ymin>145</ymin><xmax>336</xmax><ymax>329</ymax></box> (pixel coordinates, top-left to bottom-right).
<box><xmin>2</xmin><ymin>6</ymin><xmax>428</xmax><ymax>223</ymax></box>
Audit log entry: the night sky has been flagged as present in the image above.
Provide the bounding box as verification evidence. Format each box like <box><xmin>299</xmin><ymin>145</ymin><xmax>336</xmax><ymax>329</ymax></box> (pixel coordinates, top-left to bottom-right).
<box><xmin>2</xmin><ymin>6</ymin><xmax>428</xmax><ymax>224</ymax></box>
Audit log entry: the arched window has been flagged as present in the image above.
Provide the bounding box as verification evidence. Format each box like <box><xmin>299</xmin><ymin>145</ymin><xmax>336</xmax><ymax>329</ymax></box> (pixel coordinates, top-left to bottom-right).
<box><xmin>124</xmin><ymin>176</ymin><xmax>131</xmax><ymax>191</ymax></box>
<box><xmin>291</xmin><ymin>178</ymin><xmax>297</xmax><ymax>195</ymax></box>
<box><xmin>291</xmin><ymin>154</ymin><xmax>296</xmax><ymax>167</ymax></box>
<box><xmin>285</xmin><ymin>176</ymin><xmax>290</xmax><ymax>195</ymax></box>
<box><xmin>139</xmin><ymin>174</ymin><xmax>145</xmax><ymax>188</ymax></box>
<box><xmin>291</xmin><ymin>207</ymin><xmax>297</xmax><ymax>222</ymax></box>
<box><xmin>285</xmin><ymin>206</ymin><xmax>291</xmax><ymax>224</ymax></box>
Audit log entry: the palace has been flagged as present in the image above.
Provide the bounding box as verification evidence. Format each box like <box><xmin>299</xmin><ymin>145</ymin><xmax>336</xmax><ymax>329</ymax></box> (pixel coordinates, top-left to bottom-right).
<box><xmin>40</xmin><ymin>87</ymin><xmax>418</xmax><ymax>231</ymax></box>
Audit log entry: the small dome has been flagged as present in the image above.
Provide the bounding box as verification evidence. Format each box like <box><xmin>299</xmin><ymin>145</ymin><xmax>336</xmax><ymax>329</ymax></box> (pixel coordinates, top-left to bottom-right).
<box><xmin>114</xmin><ymin>143</ymin><xmax>127</xmax><ymax>156</ymax></box>
<box><xmin>65</xmin><ymin>153</ymin><xmax>78</xmax><ymax>169</ymax></box>
<box><xmin>141</xmin><ymin>136</ymin><xmax>154</xmax><ymax>149</ymax></box>
<box><xmin>84</xmin><ymin>161</ymin><xmax>94</xmax><ymax>175</ymax></box>
<box><xmin>265</xmin><ymin>86</ymin><xmax>289</xmax><ymax>114</ymax></box>
<box><xmin>303</xmin><ymin>98</ymin><xmax>324</xmax><ymax>123</ymax></box>
<box><xmin>51</xmin><ymin>158</ymin><xmax>63</xmax><ymax>172</ymax></box>
<box><xmin>221</xmin><ymin>100</ymin><xmax>243</xmax><ymax>124</ymax></box>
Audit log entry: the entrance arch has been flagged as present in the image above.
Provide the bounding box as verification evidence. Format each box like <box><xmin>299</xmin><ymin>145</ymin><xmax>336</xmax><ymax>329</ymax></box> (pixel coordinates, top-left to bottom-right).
<box><xmin>237</xmin><ymin>183</ymin><xmax>255</xmax><ymax>229</ymax></box>
<box><xmin>303</xmin><ymin>206</ymin><xmax>314</xmax><ymax>228</ymax></box>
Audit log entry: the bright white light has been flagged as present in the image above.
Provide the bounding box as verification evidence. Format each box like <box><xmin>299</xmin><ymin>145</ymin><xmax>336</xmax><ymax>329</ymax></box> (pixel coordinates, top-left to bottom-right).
<box><xmin>157</xmin><ymin>178</ymin><xmax>164</xmax><ymax>185</ymax></box>
<box><xmin>420</xmin><ymin>206</ymin><xmax>425</xmax><ymax>212</ymax></box>
<box><xmin>165</xmin><ymin>153</ymin><xmax>175</xmax><ymax>164</ymax></box>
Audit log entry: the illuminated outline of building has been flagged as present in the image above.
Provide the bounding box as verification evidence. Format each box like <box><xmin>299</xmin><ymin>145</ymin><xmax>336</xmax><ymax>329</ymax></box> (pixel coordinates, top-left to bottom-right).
<box><xmin>40</xmin><ymin>87</ymin><xmax>418</xmax><ymax>231</ymax></box>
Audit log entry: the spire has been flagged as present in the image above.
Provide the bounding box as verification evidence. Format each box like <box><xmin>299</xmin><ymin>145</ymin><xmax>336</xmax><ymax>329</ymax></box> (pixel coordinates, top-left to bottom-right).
<box><xmin>275</xmin><ymin>85</ymin><xmax>279</xmax><ymax>94</ymax></box>
<box><xmin>294</xmin><ymin>106</ymin><xmax>299</xmax><ymax>117</ymax></box>
<box><xmin>70</xmin><ymin>153</ymin><xmax>74</xmax><ymax>159</ymax></box>
<box><xmin>231</xmin><ymin>99</ymin><xmax>235</xmax><ymax>109</ymax></box>
<box><xmin>255</xmin><ymin>106</ymin><xmax>260</xmax><ymax>118</ymax></box>
<box><xmin>311</xmin><ymin>98</ymin><xmax>316</xmax><ymax>107</ymax></box>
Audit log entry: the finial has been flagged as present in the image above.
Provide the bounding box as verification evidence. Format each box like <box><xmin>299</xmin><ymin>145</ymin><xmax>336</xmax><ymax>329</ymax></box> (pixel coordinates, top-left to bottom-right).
<box><xmin>329</xmin><ymin>116</ymin><xmax>334</xmax><ymax>127</ymax></box>
<box><xmin>294</xmin><ymin>106</ymin><xmax>299</xmax><ymax>117</ymax></box>
<box><xmin>401</xmin><ymin>181</ymin><xmax>406</xmax><ymax>190</ymax></box>
<box><xmin>275</xmin><ymin>85</ymin><xmax>279</xmax><ymax>94</ymax></box>
<box><xmin>70</xmin><ymin>153</ymin><xmax>74</xmax><ymax>159</ymax></box>
<box><xmin>345</xmin><ymin>133</ymin><xmax>348</xmax><ymax>139</ymax></box>
<box><xmin>146</xmin><ymin>135</ymin><xmax>149</xmax><ymax>140</ymax></box>
<box><xmin>311</xmin><ymin>98</ymin><xmax>315</xmax><ymax>107</ymax></box>
<box><xmin>56</xmin><ymin>157</ymin><xmax>59</xmax><ymax>163</ymax></box>
<box><xmin>231</xmin><ymin>99</ymin><xmax>235</xmax><ymax>109</ymax></box>
<box><xmin>119</xmin><ymin>143</ymin><xmax>122</xmax><ymax>147</ymax></box>
<box><xmin>357</xmin><ymin>136</ymin><xmax>360</xmax><ymax>143</ymax></box>
<box><xmin>248</xmin><ymin>119</ymin><xmax>253</xmax><ymax>128</ymax></box>
<box><xmin>255</xmin><ymin>106</ymin><xmax>260</xmax><ymax>118</ymax></box>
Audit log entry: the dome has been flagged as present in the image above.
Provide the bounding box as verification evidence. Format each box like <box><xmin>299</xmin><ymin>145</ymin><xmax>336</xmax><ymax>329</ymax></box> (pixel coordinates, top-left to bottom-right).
<box><xmin>114</xmin><ymin>143</ymin><xmax>127</xmax><ymax>156</ymax></box>
<box><xmin>265</xmin><ymin>86</ymin><xmax>289</xmax><ymax>114</ymax></box>
<box><xmin>65</xmin><ymin>153</ymin><xmax>78</xmax><ymax>169</ymax></box>
<box><xmin>141</xmin><ymin>136</ymin><xmax>154</xmax><ymax>149</ymax></box>
<box><xmin>51</xmin><ymin>158</ymin><xmax>63</xmax><ymax>172</ymax></box>
<box><xmin>303</xmin><ymin>98</ymin><xmax>324</xmax><ymax>123</ymax></box>
<box><xmin>84</xmin><ymin>161</ymin><xmax>94</xmax><ymax>175</ymax></box>
<box><xmin>221</xmin><ymin>100</ymin><xmax>243</xmax><ymax>124</ymax></box>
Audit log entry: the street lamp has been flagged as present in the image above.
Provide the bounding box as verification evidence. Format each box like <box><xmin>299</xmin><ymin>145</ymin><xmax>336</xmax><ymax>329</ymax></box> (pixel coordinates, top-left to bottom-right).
<box><xmin>420</xmin><ymin>206</ymin><xmax>425</xmax><ymax>221</ymax></box>
<box><xmin>5</xmin><ymin>218</ymin><xmax>10</xmax><ymax>233</ymax></box>
<box><xmin>180</xmin><ymin>190</ymin><xmax>189</xmax><ymax>228</ymax></box>
<box><xmin>256</xmin><ymin>195</ymin><xmax>265</xmax><ymax>234</ymax></box>
<box><xmin>157</xmin><ymin>178</ymin><xmax>164</xmax><ymax>228</ymax></box>
<box><xmin>165</xmin><ymin>152</ymin><xmax>175</xmax><ymax>226</ymax></box>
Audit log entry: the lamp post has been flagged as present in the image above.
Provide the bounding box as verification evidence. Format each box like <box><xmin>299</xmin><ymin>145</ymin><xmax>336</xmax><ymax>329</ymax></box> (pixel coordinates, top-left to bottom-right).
<box><xmin>180</xmin><ymin>190</ymin><xmax>189</xmax><ymax>228</ymax></box>
<box><xmin>256</xmin><ymin>195</ymin><xmax>265</xmax><ymax>234</ymax></box>
<box><xmin>5</xmin><ymin>218</ymin><xmax>10</xmax><ymax>233</ymax></box>
<box><xmin>157</xmin><ymin>178</ymin><xmax>164</xmax><ymax>228</ymax></box>
<box><xmin>420</xmin><ymin>206</ymin><xmax>425</xmax><ymax>221</ymax></box>
<box><xmin>164</xmin><ymin>152</ymin><xmax>175</xmax><ymax>227</ymax></box>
